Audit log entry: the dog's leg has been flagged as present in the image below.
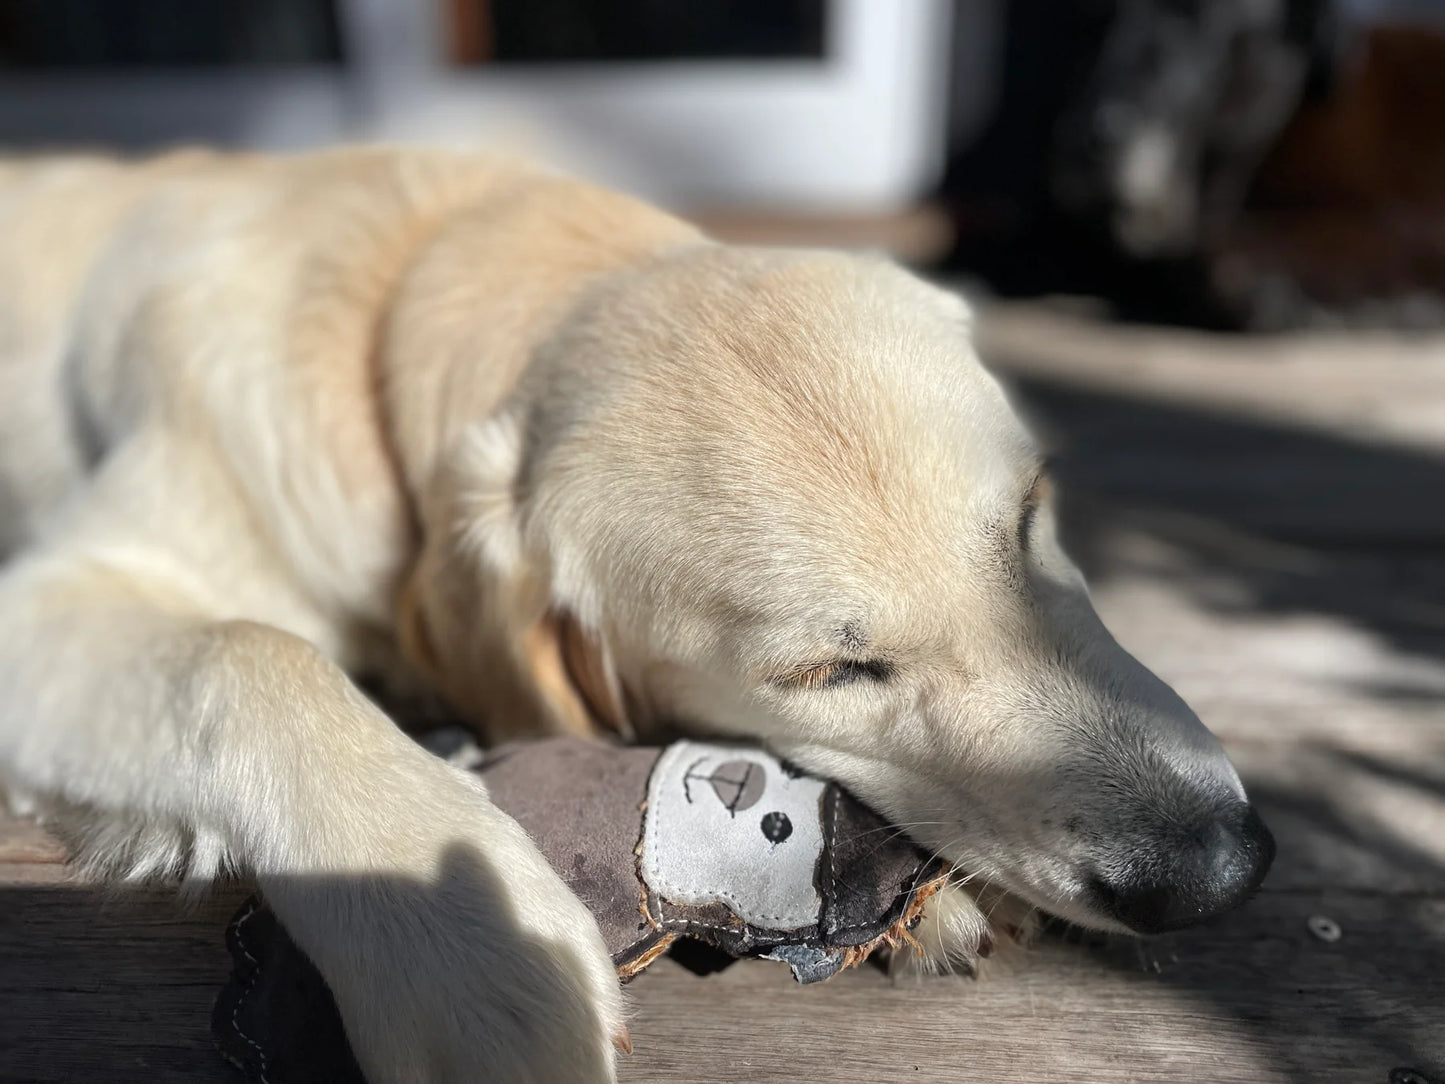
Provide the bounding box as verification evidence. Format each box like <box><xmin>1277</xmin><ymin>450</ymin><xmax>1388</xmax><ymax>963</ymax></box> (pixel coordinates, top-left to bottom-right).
<box><xmin>0</xmin><ymin>547</ymin><xmax>624</xmax><ymax>1083</ymax></box>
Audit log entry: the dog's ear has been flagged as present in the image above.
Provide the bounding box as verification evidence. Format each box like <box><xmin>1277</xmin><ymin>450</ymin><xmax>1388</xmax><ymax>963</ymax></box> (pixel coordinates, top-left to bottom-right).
<box><xmin>555</xmin><ymin>611</ymin><xmax>632</xmax><ymax>739</ymax></box>
<box><xmin>397</xmin><ymin>412</ymin><xmax>631</xmax><ymax>742</ymax></box>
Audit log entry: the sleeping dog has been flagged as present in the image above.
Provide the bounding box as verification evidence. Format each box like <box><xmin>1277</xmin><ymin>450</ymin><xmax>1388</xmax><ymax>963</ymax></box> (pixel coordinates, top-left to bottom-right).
<box><xmin>0</xmin><ymin>148</ymin><xmax>1272</xmax><ymax>1082</ymax></box>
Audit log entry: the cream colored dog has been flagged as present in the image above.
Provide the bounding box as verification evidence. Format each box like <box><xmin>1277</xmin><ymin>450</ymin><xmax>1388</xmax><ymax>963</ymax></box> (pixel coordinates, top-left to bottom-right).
<box><xmin>0</xmin><ymin>147</ymin><xmax>1272</xmax><ymax>1082</ymax></box>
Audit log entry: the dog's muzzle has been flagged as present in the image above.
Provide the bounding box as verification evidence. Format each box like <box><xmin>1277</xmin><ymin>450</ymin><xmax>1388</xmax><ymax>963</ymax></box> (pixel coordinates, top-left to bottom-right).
<box><xmin>1088</xmin><ymin>803</ymin><xmax>1276</xmax><ymax>934</ymax></box>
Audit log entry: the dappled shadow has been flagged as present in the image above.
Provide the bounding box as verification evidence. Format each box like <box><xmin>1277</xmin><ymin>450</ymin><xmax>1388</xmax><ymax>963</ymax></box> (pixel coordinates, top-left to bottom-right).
<box><xmin>1042</xmin><ymin>763</ymin><xmax>1445</xmax><ymax>1083</ymax></box>
<box><xmin>1009</xmin><ymin>372</ymin><xmax>1445</xmax><ymax>664</ymax></box>
<box><xmin>1000</xmin><ymin>360</ymin><xmax>1445</xmax><ymax>1082</ymax></box>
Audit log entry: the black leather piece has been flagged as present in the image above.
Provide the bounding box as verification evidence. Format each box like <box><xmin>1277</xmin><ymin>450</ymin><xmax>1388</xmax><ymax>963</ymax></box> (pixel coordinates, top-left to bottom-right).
<box><xmin>820</xmin><ymin>782</ymin><xmax>937</xmax><ymax>947</ymax></box>
<box><xmin>212</xmin><ymin>897</ymin><xmax>365</xmax><ymax>1084</ymax></box>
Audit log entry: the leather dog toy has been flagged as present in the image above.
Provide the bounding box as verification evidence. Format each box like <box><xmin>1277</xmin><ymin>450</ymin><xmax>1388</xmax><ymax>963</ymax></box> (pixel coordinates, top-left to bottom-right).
<box><xmin>213</xmin><ymin>738</ymin><xmax>945</xmax><ymax>1082</ymax></box>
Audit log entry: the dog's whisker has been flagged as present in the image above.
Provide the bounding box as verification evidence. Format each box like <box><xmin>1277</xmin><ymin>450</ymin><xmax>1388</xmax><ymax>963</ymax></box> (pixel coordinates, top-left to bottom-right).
<box><xmin>846</xmin><ymin>821</ymin><xmax>951</xmax><ymax>847</ymax></box>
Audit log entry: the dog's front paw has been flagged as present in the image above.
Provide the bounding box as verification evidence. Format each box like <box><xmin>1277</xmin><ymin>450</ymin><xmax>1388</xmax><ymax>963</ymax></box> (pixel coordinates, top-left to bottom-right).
<box><xmin>890</xmin><ymin>878</ymin><xmax>1039</xmax><ymax>978</ymax></box>
<box><xmin>263</xmin><ymin>770</ymin><xmax>625</xmax><ymax>1084</ymax></box>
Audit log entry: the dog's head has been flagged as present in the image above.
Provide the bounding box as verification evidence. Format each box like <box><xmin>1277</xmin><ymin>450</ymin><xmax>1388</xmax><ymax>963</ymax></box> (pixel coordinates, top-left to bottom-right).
<box><xmin>405</xmin><ymin>243</ymin><xmax>1273</xmax><ymax>935</ymax></box>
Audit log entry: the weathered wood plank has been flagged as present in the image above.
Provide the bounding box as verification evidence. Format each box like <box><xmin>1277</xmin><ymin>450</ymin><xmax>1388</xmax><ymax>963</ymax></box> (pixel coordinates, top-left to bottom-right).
<box><xmin>692</xmin><ymin>205</ymin><xmax>955</xmax><ymax>265</ymax></box>
<box><xmin>975</xmin><ymin>301</ymin><xmax>1445</xmax><ymax>453</ymax></box>
<box><xmin>0</xmin><ymin>810</ymin><xmax>67</xmax><ymax>865</ymax></box>
<box><xmin>0</xmin><ymin>884</ymin><xmax>247</xmax><ymax>1084</ymax></box>
<box><xmin>623</xmin><ymin>888</ymin><xmax>1445</xmax><ymax>1083</ymax></box>
<box><xmin>1</xmin><ymin>881</ymin><xmax>1440</xmax><ymax>1083</ymax></box>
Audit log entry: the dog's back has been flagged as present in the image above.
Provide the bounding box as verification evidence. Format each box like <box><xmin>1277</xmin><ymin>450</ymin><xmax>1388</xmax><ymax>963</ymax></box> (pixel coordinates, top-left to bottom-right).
<box><xmin>0</xmin><ymin>152</ymin><xmax>192</xmax><ymax>553</ymax></box>
<box><xmin>0</xmin><ymin>147</ymin><xmax>521</xmax><ymax>565</ymax></box>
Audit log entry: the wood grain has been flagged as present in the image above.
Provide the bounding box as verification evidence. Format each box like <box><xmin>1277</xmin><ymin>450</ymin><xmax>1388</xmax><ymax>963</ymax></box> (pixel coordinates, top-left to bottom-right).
<box><xmin>3</xmin><ymin>299</ymin><xmax>1444</xmax><ymax>1082</ymax></box>
<box><xmin>625</xmin><ymin>889</ymin><xmax>1445</xmax><ymax>1084</ymax></box>
<box><xmin>1</xmin><ymin>864</ymin><xmax>1438</xmax><ymax>1084</ymax></box>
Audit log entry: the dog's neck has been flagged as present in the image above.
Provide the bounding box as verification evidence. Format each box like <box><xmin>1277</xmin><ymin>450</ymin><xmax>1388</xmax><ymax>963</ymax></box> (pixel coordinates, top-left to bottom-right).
<box><xmin>374</xmin><ymin>178</ymin><xmax>703</xmax><ymax>521</ymax></box>
<box><xmin>368</xmin><ymin>174</ymin><xmax>701</xmax><ymax>737</ymax></box>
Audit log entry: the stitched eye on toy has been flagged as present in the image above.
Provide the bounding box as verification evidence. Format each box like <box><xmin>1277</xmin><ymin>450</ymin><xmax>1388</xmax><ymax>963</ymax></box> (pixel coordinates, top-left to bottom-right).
<box><xmin>760</xmin><ymin>811</ymin><xmax>793</xmax><ymax>843</ymax></box>
<box><xmin>776</xmin><ymin>658</ymin><xmax>892</xmax><ymax>691</ymax></box>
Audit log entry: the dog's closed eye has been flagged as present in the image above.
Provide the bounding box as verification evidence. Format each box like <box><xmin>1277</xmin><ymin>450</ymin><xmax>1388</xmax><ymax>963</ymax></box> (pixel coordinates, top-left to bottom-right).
<box><xmin>1018</xmin><ymin>465</ymin><xmax>1053</xmax><ymax>552</ymax></box>
<box><xmin>774</xmin><ymin>658</ymin><xmax>893</xmax><ymax>691</ymax></box>
<box><xmin>1018</xmin><ymin>502</ymin><xmax>1040</xmax><ymax>552</ymax></box>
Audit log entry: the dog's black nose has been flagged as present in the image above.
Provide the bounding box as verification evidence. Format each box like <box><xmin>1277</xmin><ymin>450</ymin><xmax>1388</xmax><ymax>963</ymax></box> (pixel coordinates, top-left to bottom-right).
<box><xmin>1092</xmin><ymin>803</ymin><xmax>1275</xmax><ymax>934</ymax></box>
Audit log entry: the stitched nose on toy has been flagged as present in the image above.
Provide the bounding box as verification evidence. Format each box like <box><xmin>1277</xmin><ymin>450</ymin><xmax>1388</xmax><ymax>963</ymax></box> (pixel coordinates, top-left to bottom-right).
<box><xmin>1090</xmin><ymin>803</ymin><xmax>1275</xmax><ymax>934</ymax></box>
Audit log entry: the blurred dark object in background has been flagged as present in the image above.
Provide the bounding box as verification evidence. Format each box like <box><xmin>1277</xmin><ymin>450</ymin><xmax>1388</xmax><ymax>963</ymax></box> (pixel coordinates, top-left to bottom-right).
<box><xmin>939</xmin><ymin>0</ymin><xmax>1356</xmax><ymax>329</ymax></box>
<box><xmin>7</xmin><ymin>0</ymin><xmax>1445</xmax><ymax>330</ymax></box>
<box><xmin>1222</xmin><ymin>22</ymin><xmax>1445</xmax><ymax>327</ymax></box>
<box><xmin>937</xmin><ymin>0</ymin><xmax>1445</xmax><ymax>330</ymax></box>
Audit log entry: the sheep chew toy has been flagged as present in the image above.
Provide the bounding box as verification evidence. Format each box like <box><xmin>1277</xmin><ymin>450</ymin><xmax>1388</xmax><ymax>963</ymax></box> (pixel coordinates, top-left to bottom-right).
<box><xmin>212</xmin><ymin>738</ymin><xmax>947</xmax><ymax>1083</ymax></box>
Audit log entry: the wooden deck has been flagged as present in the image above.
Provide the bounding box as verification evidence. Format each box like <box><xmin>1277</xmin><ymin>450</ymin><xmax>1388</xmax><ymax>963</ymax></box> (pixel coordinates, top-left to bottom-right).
<box><xmin>3</xmin><ymin>300</ymin><xmax>1444</xmax><ymax>1083</ymax></box>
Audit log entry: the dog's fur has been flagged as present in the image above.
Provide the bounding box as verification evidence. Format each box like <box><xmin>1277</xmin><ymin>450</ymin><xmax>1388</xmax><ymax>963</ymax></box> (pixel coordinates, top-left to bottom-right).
<box><xmin>0</xmin><ymin>148</ymin><xmax>1252</xmax><ymax>1082</ymax></box>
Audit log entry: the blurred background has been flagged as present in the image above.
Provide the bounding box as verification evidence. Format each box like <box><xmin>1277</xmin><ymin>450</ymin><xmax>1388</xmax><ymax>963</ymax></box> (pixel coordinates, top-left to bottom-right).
<box><xmin>3</xmin><ymin>0</ymin><xmax>1445</xmax><ymax>328</ymax></box>
<box><xmin>0</xmin><ymin>2</ymin><xmax>1442</xmax><ymax>1080</ymax></box>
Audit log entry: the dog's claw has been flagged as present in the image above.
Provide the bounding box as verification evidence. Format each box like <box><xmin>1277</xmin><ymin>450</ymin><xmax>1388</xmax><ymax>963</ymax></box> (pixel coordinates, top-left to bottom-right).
<box><xmin>613</xmin><ymin>1026</ymin><xmax>633</xmax><ymax>1055</ymax></box>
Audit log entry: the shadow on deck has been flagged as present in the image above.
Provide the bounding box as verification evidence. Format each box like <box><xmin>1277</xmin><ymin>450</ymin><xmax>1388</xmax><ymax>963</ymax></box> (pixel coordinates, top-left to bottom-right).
<box><xmin>1008</xmin><ymin>370</ymin><xmax>1445</xmax><ymax>1083</ymax></box>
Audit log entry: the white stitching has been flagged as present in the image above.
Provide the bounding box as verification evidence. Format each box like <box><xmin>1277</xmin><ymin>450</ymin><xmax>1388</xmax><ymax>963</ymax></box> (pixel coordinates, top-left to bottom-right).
<box><xmin>825</xmin><ymin>785</ymin><xmax>844</xmax><ymax>935</ymax></box>
<box><xmin>229</xmin><ymin>897</ymin><xmax>272</xmax><ymax>1084</ymax></box>
<box><xmin>650</xmin><ymin>886</ymin><xmax>816</xmax><ymax>924</ymax></box>
<box><xmin>616</xmin><ymin>925</ymin><xmax>665</xmax><ymax>958</ymax></box>
<box><xmin>651</xmin><ymin>895</ymin><xmax>804</xmax><ymax>937</ymax></box>
<box><xmin>829</xmin><ymin>786</ymin><xmax>842</xmax><ymax>896</ymax></box>
<box><xmin>823</xmin><ymin>785</ymin><xmax>929</xmax><ymax>938</ymax></box>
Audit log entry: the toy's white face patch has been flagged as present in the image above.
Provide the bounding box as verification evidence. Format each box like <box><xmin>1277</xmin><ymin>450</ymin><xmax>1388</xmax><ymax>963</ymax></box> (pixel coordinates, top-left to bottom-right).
<box><xmin>641</xmin><ymin>741</ymin><xmax>826</xmax><ymax>930</ymax></box>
